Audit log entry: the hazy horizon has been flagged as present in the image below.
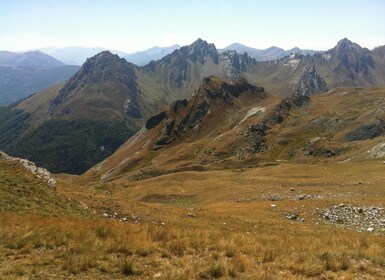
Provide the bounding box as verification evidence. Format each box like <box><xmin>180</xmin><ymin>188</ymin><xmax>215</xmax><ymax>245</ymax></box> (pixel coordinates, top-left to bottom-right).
<box><xmin>1</xmin><ymin>0</ymin><xmax>385</xmax><ymax>53</ymax></box>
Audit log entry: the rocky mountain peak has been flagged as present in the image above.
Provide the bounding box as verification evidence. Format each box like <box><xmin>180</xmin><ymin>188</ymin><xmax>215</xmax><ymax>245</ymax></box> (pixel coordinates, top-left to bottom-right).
<box><xmin>327</xmin><ymin>38</ymin><xmax>375</xmax><ymax>75</ymax></box>
<box><xmin>334</xmin><ymin>38</ymin><xmax>363</xmax><ymax>53</ymax></box>
<box><xmin>289</xmin><ymin>47</ymin><xmax>301</xmax><ymax>53</ymax></box>
<box><xmin>184</xmin><ymin>38</ymin><xmax>219</xmax><ymax>64</ymax></box>
<box><xmin>80</xmin><ymin>51</ymin><xmax>128</xmax><ymax>75</ymax></box>
<box><xmin>47</xmin><ymin>51</ymin><xmax>137</xmax><ymax>116</ymax></box>
<box><xmin>69</xmin><ymin>50</ymin><xmax>135</xmax><ymax>84</ymax></box>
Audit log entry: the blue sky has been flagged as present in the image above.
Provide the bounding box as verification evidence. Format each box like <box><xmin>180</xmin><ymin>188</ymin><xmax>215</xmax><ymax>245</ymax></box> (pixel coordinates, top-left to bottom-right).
<box><xmin>1</xmin><ymin>0</ymin><xmax>385</xmax><ymax>52</ymax></box>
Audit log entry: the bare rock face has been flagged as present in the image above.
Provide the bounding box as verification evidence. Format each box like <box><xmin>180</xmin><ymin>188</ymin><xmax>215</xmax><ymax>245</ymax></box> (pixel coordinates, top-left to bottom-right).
<box><xmin>345</xmin><ymin>119</ymin><xmax>385</xmax><ymax>141</ymax></box>
<box><xmin>0</xmin><ymin>150</ymin><xmax>56</xmax><ymax>189</ymax></box>
<box><xmin>237</xmin><ymin>95</ymin><xmax>310</xmax><ymax>157</ymax></box>
<box><xmin>292</xmin><ymin>66</ymin><xmax>328</xmax><ymax>96</ymax></box>
<box><xmin>220</xmin><ymin>50</ymin><xmax>256</xmax><ymax>79</ymax></box>
<box><xmin>145</xmin><ymin>111</ymin><xmax>168</xmax><ymax>129</ymax></box>
<box><xmin>146</xmin><ymin>77</ymin><xmax>265</xmax><ymax>150</ymax></box>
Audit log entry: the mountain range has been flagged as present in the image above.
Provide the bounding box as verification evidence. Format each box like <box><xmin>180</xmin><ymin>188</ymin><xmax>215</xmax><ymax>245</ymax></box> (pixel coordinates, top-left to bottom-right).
<box><xmin>0</xmin><ymin>37</ymin><xmax>384</xmax><ymax>174</ymax></box>
<box><xmin>219</xmin><ymin>43</ymin><xmax>320</xmax><ymax>61</ymax></box>
<box><xmin>38</xmin><ymin>43</ymin><xmax>319</xmax><ymax>66</ymax></box>
<box><xmin>124</xmin><ymin>44</ymin><xmax>181</xmax><ymax>66</ymax></box>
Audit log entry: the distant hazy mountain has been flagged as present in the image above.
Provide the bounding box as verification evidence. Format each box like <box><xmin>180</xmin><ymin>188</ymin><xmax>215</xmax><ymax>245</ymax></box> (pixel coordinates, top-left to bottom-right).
<box><xmin>0</xmin><ymin>50</ymin><xmax>65</xmax><ymax>67</ymax></box>
<box><xmin>0</xmin><ymin>50</ymin><xmax>79</xmax><ymax>105</ymax></box>
<box><xmin>220</xmin><ymin>43</ymin><xmax>320</xmax><ymax>61</ymax></box>
<box><xmin>124</xmin><ymin>44</ymin><xmax>180</xmax><ymax>66</ymax></box>
<box><xmin>39</xmin><ymin>46</ymin><xmax>129</xmax><ymax>65</ymax></box>
<box><xmin>0</xmin><ymin>65</ymin><xmax>80</xmax><ymax>105</ymax></box>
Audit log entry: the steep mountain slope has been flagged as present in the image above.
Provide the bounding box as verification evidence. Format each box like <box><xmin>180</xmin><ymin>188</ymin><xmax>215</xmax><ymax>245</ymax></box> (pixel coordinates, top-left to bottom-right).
<box><xmin>47</xmin><ymin>51</ymin><xmax>141</xmax><ymax>120</ymax></box>
<box><xmin>124</xmin><ymin>44</ymin><xmax>180</xmax><ymax>66</ymax></box>
<box><xmin>0</xmin><ymin>49</ymin><xmax>198</xmax><ymax>174</ymax></box>
<box><xmin>154</xmin><ymin>38</ymin><xmax>385</xmax><ymax>98</ymax></box>
<box><xmin>311</xmin><ymin>38</ymin><xmax>382</xmax><ymax>87</ymax></box>
<box><xmin>84</xmin><ymin>77</ymin><xmax>385</xmax><ymax>183</ymax></box>
<box><xmin>0</xmin><ymin>52</ymin><xmax>144</xmax><ymax>174</ymax></box>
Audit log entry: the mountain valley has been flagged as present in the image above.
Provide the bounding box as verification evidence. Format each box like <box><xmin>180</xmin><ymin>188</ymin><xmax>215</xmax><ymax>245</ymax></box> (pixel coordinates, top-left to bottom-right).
<box><xmin>1</xmin><ymin>37</ymin><xmax>385</xmax><ymax>279</ymax></box>
<box><xmin>1</xmin><ymin>38</ymin><xmax>385</xmax><ymax>174</ymax></box>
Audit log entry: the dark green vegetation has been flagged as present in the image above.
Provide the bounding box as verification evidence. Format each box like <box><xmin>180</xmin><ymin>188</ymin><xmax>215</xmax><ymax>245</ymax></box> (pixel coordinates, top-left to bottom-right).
<box><xmin>0</xmin><ymin>113</ymin><xmax>132</xmax><ymax>174</ymax></box>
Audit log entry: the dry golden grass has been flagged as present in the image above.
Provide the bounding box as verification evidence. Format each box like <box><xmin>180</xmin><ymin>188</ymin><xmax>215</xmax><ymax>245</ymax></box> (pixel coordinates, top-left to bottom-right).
<box><xmin>2</xmin><ymin>148</ymin><xmax>385</xmax><ymax>279</ymax></box>
<box><xmin>0</xmin><ymin>212</ymin><xmax>384</xmax><ymax>279</ymax></box>
<box><xmin>2</xmin><ymin>159</ymin><xmax>385</xmax><ymax>279</ymax></box>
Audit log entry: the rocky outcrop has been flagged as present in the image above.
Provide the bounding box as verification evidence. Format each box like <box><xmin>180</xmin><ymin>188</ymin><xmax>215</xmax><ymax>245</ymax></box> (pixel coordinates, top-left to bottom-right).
<box><xmin>292</xmin><ymin>66</ymin><xmax>328</xmax><ymax>96</ymax></box>
<box><xmin>154</xmin><ymin>101</ymin><xmax>210</xmax><ymax>148</ymax></box>
<box><xmin>152</xmin><ymin>77</ymin><xmax>264</xmax><ymax>149</ymax></box>
<box><xmin>202</xmin><ymin>76</ymin><xmax>264</xmax><ymax>104</ymax></box>
<box><xmin>145</xmin><ymin>111</ymin><xmax>168</xmax><ymax>129</ymax></box>
<box><xmin>0</xmin><ymin>150</ymin><xmax>56</xmax><ymax>188</ymax></box>
<box><xmin>238</xmin><ymin>95</ymin><xmax>310</xmax><ymax>156</ymax></box>
<box><xmin>302</xmin><ymin>137</ymin><xmax>338</xmax><ymax>157</ymax></box>
<box><xmin>220</xmin><ymin>50</ymin><xmax>256</xmax><ymax>79</ymax></box>
<box><xmin>345</xmin><ymin>119</ymin><xmax>385</xmax><ymax>141</ymax></box>
<box><xmin>367</xmin><ymin>142</ymin><xmax>385</xmax><ymax>158</ymax></box>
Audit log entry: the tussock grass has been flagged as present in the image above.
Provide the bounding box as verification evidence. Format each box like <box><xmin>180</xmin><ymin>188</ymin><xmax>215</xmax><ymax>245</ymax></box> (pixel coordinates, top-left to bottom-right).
<box><xmin>1</xmin><ymin>213</ymin><xmax>385</xmax><ymax>279</ymax></box>
<box><xmin>2</xmin><ymin>159</ymin><xmax>385</xmax><ymax>279</ymax></box>
<box><xmin>0</xmin><ymin>160</ymin><xmax>91</xmax><ymax>217</ymax></box>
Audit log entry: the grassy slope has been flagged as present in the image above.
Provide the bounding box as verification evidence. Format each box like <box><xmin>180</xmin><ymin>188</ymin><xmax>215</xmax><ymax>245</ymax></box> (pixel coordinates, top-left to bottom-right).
<box><xmin>0</xmin><ymin>159</ymin><xmax>91</xmax><ymax>216</ymax></box>
<box><xmin>1</xmin><ymin>158</ymin><xmax>385</xmax><ymax>279</ymax></box>
<box><xmin>83</xmin><ymin>87</ymin><xmax>385</xmax><ymax>183</ymax></box>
